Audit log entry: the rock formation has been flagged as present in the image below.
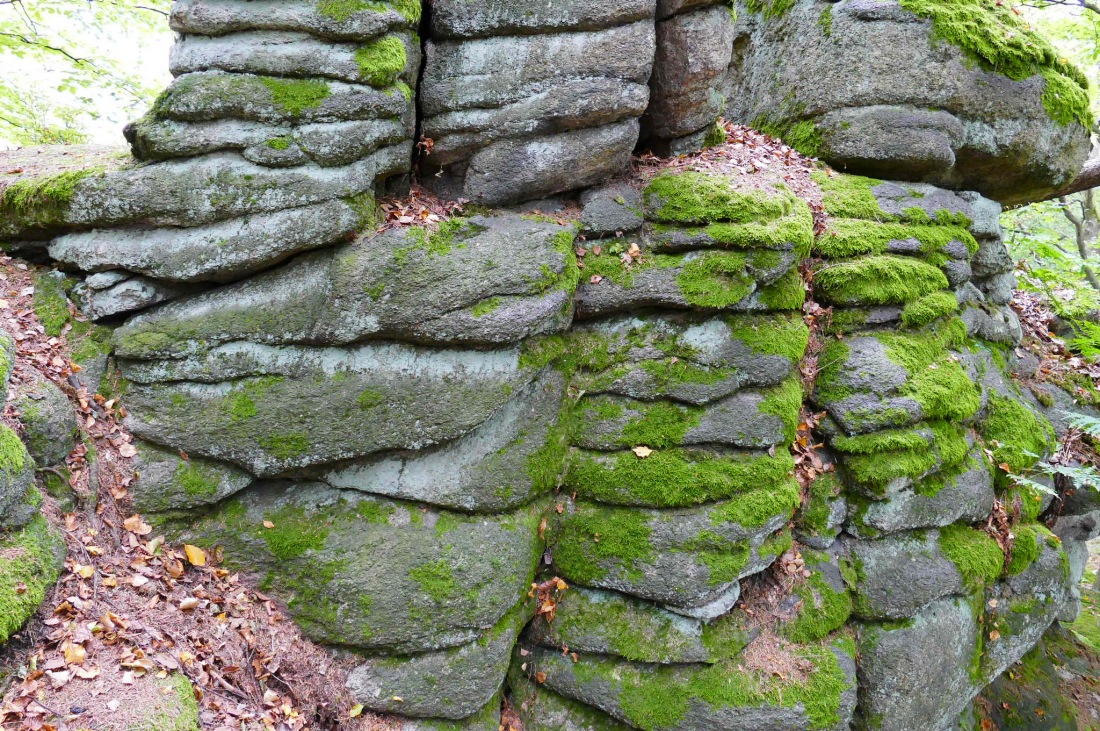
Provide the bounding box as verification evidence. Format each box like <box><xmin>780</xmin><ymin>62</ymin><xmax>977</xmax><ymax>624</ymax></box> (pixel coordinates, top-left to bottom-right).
<box><xmin>1</xmin><ymin>0</ymin><xmax>1098</xmax><ymax>729</ymax></box>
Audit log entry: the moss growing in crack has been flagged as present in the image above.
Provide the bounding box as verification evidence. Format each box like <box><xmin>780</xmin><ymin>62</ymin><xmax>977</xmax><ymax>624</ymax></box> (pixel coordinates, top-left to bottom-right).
<box><xmin>0</xmin><ymin>168</ymin><xmax>100</xmax><ymax>231</ymax></box>
<box><xmin>0</xmin><ymin>515</ymin><xmax>63</xmax><ymax>643</ymax></box>
<box><xmin>901</xmin><ymin>291</ymin><xmax>959</xmax><ymax>329</ymax></box>
<box><xmin>814</xmin><ymin>255</ymin><xmax>948</xmax><ymax>307</ymax></box>
<box><xmin>553</xmin><ymin>504</ymin><xmax>654</xmax><ymax>584</ymax></box>
<box><xmin>979</xmin><ymin>393</ymin><xmax>1056</xmax><ymax>476</ymax></box>
<box><xmin>799</xmin><ymin>472</ymin><xmax>841</xmax><ymax>536</ymax></box>
<box><xmin>644</xmin><ymin>172</ymin><xmax>796</xmax><ymax>225</ymax></box>
<box><xmin>938</xmin><ymin>524</ymin><xmax>1005</xmax><ymax>591</ymax></box>
<box><xmin>68</xmin><ymin>320</ymin><xmax>113</xmax><ymax>366</ymax></box>
<box><xmin>704</xmin><ymin>121</ymin><xmax>728</xmax><ymax>148</ymax></box>
<box><xmin>259</xmin><ymin>77</ymin><xmax>331</xmax><ymax>116</ymax></box>
<box><xmin>730</xmin><ymin>313</ymin><xmax>810</xmax><ymax>363</ymax></box>
<box><xmin>0</xmin><ymin>424</ymin><xmax>27</xmax><ymax>479</ymax></box>
<box><xmin>759</xmin><ymin>376</ymin><xmax>802</xmax><ymax>443</ymax></box>
<box><xmin>686</xmin><ymin>535</ymin><xmax>752</xmax><ymax>585</ymax></box>
<box><xmin>32</xmin><ymin>273</ymin><xmax>70</xmax><ymax>337</ymax></box>
<box><xmin>752</xmin><ymin>116</ymin><xmax>823</xmax><ymax>158</ymax></box>
<box><xmin>819</xmin><ymin>5</ymin><xmax>833</xmax><ymax>36</ymax></box>
<box><xmin>758</xmin><ymin>269</ymin><xmax>806</xmax><ymax>310</ymax></box>
<box><xmin>783</xmin><ymin>570</ymin><xmax>853</xmax><ymax>643</ymax></box>
<box><xmin>564</xmin><ymin>448</ymin><xmax>795</xmax><ymax>508</ymax></box>
<box><xmin>897</xmin><ymin>0</ymin><xmax>1092</xmax><ymax>128</ymax></box>
<box><xmin>316</xmin><ymin>0</ymin><xmax>421</xmax><ymax>24</ymax></box>
<box><xmin>471</xmin><ymin>297</ymin><xmax>501</xmax><ymax>318</ymax></box>
<box><xmin>355</xmin><ymin>35</ymin><xmax>406</xmax><ymax>87</ymax></box>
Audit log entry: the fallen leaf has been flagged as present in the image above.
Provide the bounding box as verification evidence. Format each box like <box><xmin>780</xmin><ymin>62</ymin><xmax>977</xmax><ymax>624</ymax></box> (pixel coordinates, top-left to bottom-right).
<box><xmin>179</xmin><ymin>597</ymin><xmax>200</xmax><ymax>611</ymax></box>
<box><xmin>349</xmin><ymin>705</ymin><xmax>364</xmax><ymax>718</ymax></box>
<box><xmin>184</xmin><ymin>545</ymin><xmax>207</xmax><ymax>566</ymax></box>
<box><xmin>632</xmin><ymin>446</ymin><xmax>653</xmax><ymax>458</ymax></box>
<box><xmin>262</xmin><ymin>521</ymin><xmax>275</xmax><ymax>529</ymax></box>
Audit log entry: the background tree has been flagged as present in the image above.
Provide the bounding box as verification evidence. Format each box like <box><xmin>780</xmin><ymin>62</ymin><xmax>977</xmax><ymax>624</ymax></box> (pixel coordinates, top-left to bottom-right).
<box><xmin>0</xmin><ymin>0</ymin><xmax>171</xmax><ymax>145</ymax></box>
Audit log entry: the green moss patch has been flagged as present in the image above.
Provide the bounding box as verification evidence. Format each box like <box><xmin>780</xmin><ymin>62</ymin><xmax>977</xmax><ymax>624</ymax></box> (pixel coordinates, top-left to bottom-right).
<box><xmin>563</xmin><ymin>448</ymin><xmax>795</xmax><ymax>508</ymax></box>
<box><xmin>553</xmin><ymin>504</ymin><xmax>655</xmax><ymax>584</ymax></box>
<box><xmin>782</xmin><ymin>561</ymin><xmax>853</xmax><ymax>643</ymax></box>
<box><xmin>1005</xmin><ymin>523</ymin><xmax>1043</xmax><ymax>576</ymax></box>
<box><xmin>0</xmin><ymin>169</ymin><xmax>100</xmax><ymax>232</ymax></box>
<box><xmin>752</xmin><ymin>116</ymin><xmax>823</xmax><ymax>158</ymax></box>
<box><xmin>644</xmin><ymin>172</ymin><xmax>799</xmax><ymax>225</ymax></box>
<box><xmin>730</xmin><ymin>312</ymin><xmax>810</xmax><ymax>363</ymax></box>
<box><xmin>838</xmin><ymin>422</ymin><xmax>969</xmax><ymax>496</ymax></box>
<box><xmin>568</xmin><ymin>642</ymin><xmax>852</xmax><ymax>731</ymax></box>
<box><xmin>816</xmin><ymin>218</ymin><xmax>978</xmax><ymax>261</ymax></box>
<box><xmin>814</xmin><ymin>255</ymin><xmax>948</xmax><ymax>307</ymax></box>
<box><xmin>979</xmin><ymin>394</ymin><xmax>1056</xmax><ymax>477</ymax></box>
<box><xmin>355</xmin><ymin>35</ymin><xmax>407</xmax><ymax>87</ymax></box>
<box><xmin>316</xmin><ymin>0</ymin><xmax>421</xmax><ymax>24</ymax></box>
<box><xmin>938</xmin><ymin>524</ymin><xmax>1005</xmax><ymax>590</ymax></box>
<box><xmin>259</xmin><ymin>77</ymin><xmax>331</xmax><ymax>116</ymax></box>
<box><xmin>32</xmin><ymin>273</ymin><xmax>71</xmax><ymax>337</ymax></box>
<box><xmin>901</xmin><ymin>291</ymin><xmax>959</xmax><ymax>329</ymax></box>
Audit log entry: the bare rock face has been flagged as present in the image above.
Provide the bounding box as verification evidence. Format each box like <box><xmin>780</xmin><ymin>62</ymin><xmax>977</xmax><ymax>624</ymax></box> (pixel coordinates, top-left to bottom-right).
<box><xmin>724</xmin><ymin>0</ymin><xmax>1092</xmax><ymax>205</ymax></box>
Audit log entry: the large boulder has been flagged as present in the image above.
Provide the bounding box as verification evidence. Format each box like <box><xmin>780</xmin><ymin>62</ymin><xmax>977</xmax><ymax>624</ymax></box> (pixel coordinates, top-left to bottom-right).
<box><xmin>726</xmin><ymin>0</ymin><xmax>1092</xmax><ymax>204</ymax></box>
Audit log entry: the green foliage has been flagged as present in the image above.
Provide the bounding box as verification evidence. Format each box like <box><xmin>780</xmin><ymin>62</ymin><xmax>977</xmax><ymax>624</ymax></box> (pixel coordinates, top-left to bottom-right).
<box><xmin>0</xmin><ymin>0</ymin><xmax>172</xmax><ymax>144</ymax></box>
<box><xmin>897</xmin><ymin>0</ymin><xmax>1092</xmax><ymax>127</ymax></box>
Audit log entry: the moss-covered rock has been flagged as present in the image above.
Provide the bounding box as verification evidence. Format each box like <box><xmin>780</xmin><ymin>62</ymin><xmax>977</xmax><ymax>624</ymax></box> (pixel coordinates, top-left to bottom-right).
<box><xmin>551</xmin><ymin>489</ymin><xmax>799</xmax><ymax>616</ymax></box>
<box><xmin>324</xmin><ymin>369</ymin><xmax>568</xmax><ymax>512</ymax></box>
<box><xmin>122</xmin><ymin>343</ymin><xmax>536</xmax><ymax>477</ymax></box>
<box><xmin>519</xmin><ymin>640</ymin><xmax>857</xmax><ymax>731</ymax></box>
<box><xmin>163</xmin><ymin>481</ymin><xmax>546</xmax><ymax>654</ymax></box>
<box><xmin>525</xmin><ymin>585</ymin><xmax>756</xmax><ymax>665</ymax></box>
<box><xmin>523</xmin><ymin>312</ymin><xmax>805</xmax><ymax>406</ymax></box>
<box><xmin>509</xmin><ymin>670</ymin><xmax>631</xmax><ymax>731</ymax></box>
<box><xmin>12</xmin><ymin>375</ymin><xmax>78</xmax><ymax>468</ymax></box>
<box><xmin>0</xmin><ymin>514</ymin><xmax>65</xmax><ymax>644</ymax></box>
<box><xmin>130</xmin><ymin>441</ymin><xmax>253</xmax><ymax>514</ymax></box>
<box><xmin>0</xmin><ymin>425</ymin><xmax>37</xmax><ymax>530</ymax></box>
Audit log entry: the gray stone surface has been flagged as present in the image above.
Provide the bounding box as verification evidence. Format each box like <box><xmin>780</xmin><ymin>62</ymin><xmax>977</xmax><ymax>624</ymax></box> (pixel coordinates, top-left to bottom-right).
<box><xmin>644</xmin><ymin>5</ymin><xmax>734</xmax><ymax>140</ymax></box>
<box><xmin>848</xmin><ymin>453</ymin><xmax>995</xmax><ymax>537</ymax></box>
<box><xmin>169</xmin><ymin>481</ymin><xmax>545</xmax><ymax>653</ymax></box>
<box><xmin>580</xmin><ymin>184</ymin><xmax>644</xmax><ymax>237</ymax></box>
<box><xmin>52</xmin><ymin>199</ymin><xmax>362</xmax><ymax>284</ymax></box>
<box><xmin>463</xmin><ymin>121</ymin><xmax>641</xmax><ymax>206</ymax></box>
<box><xmin>844</xmin><ymin>531</ymin><xmax>966</xmax><ymax>620</ymax></box>
<box><xmin>130</xmin><ymin>441</ymin><xmax>253</xmax><ymax>514</ymax></box>
<box><xmin>322</xmin><ymin>369</ymin><xmax>567</xmax><ymax>512</ymax></box>
<box><xmin>12</xmin><ymin>375</ymin><xmax>77</xmax><ymax>468</ymax></box>
<box><xmin>347</xmin><ymin>605</ymin><xmax>529</xmax><ymax>719</ymax></box>
<box><xmin>169</xmin><ymin>31</ymin><xmax>420</xmax><ymax>87</ymax></box>
<box><xmin>510</xmin><ymin>672</ymin><xmax>632</xmax><ymax>731</ymax></box>
<box><xmin>170</xmin><ymin>0</ymin><xmax>416</xmax><ymax>40</ymax></box>
<box><xmin>431</xmin><ymin>0</ymin><xmax>655</xmax><ymax>39</ymax></box>
<box><xmin>121</xmin><ymin>342</ymin><xmax>536</xmax><ymax>477</ymax></box>
<box><xmin>112</xmin><ymin>213</ymin><xmax>576</xmax><ymax>357</ymax></box>
<box><xmin>857</xmin><ymin>597</ymin><xmax>980</xmax><ymax>731</ymax></box>
<box><xmin>74</xmin><ymin>275</ymin><xmax>196</xmax><ymax>321</ymax></box>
